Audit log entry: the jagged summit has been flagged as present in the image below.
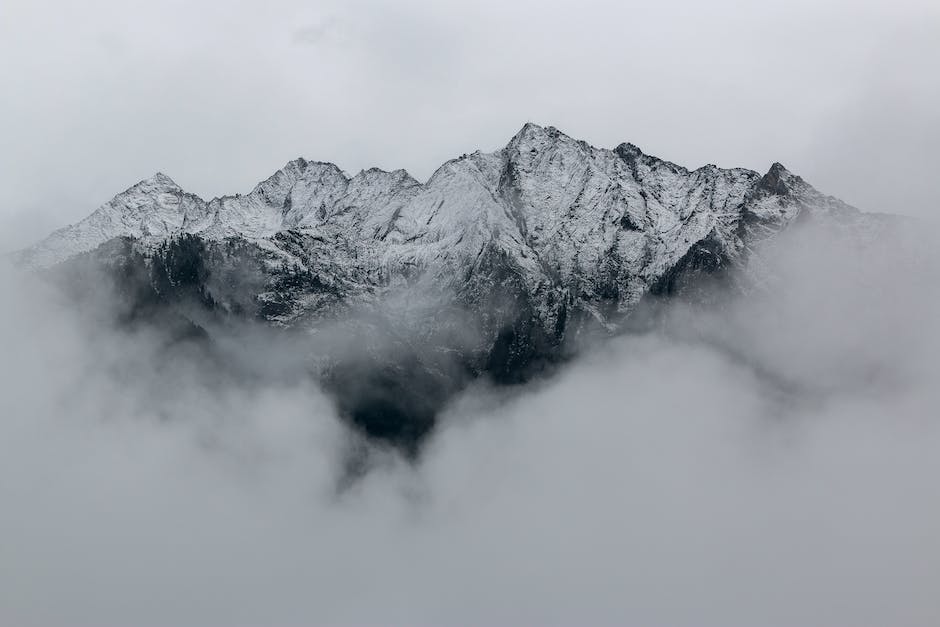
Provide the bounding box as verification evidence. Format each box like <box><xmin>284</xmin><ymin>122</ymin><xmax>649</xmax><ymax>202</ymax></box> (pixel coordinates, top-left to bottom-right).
<box><xmin>145</xmin><ymin>171</ymin><xmax>179</xmax><ymax>187</ymax></box>
<box><xmin>614</xmin><ymin>142</ymin><xmax>644</xmax><ymax>160</ymax></box>
<box><xmin>509</xmin><ymin>121</ymin><xmax>561</xmax><ymax>144</ymax></box>
<box><xmin>16</xmin><ymin>123</ymin><xmax>890</xmax><ymax>450</ymax></box>
<box><xmin>21</xmin><ymin>123</ymin><xmax>871</xmax><ymax>284</ymax></box>
<box><xmin>124</xmin><ymin>171</ymin><xmax>181</xmax><ymax>193</ymax></box>
<box><xmin>757</xmin><ymin>162</ymin><xmax>799</xmax><ymax>195</ymax></box>
<box><xmin>507</xmin><ymin>122</ymin><xmax>596</xmax><ymax>154</ymax></box>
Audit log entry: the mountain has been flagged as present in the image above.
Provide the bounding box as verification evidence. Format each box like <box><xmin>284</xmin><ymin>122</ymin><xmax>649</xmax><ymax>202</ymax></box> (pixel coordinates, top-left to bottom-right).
<box><xmin>16</xmin><ymin>123</ymin><xmax>891</xmax><ymax>452</ymax></box>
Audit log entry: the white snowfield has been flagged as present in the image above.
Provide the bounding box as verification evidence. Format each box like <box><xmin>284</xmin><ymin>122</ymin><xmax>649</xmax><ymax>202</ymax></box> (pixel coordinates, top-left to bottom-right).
<box><xmin>20</xmin><ymin>123</ymin><xmax>881</xmax><ymax>319</ymax></box>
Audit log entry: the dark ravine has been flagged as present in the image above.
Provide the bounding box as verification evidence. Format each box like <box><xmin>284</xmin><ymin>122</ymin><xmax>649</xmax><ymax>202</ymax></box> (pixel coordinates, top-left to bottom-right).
<box><xmin>19</xmin><ymin>124</ymin><xmax>893</xmax><ymax>453</ymax></box>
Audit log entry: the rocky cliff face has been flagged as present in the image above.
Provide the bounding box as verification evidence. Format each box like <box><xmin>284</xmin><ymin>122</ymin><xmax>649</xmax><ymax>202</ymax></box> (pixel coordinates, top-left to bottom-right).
<box><xmin>17</xmin><ymin>123</ymin><xmax>890</xmax><ymax>451</ymax></box>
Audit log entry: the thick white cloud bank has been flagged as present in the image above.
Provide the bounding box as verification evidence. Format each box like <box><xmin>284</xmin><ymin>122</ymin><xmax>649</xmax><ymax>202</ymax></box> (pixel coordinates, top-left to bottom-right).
<box><xmin>1</xmin><ymin>222</ymin><xmax>939</xmax><ymax>626</ymax></box>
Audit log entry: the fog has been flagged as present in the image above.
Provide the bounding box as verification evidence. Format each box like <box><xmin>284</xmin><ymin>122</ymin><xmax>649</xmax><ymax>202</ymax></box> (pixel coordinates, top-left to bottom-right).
<box><xmin>0</xmin><ymin>216</ymin><xmax>938</xmax><ymax>626</ymax></box>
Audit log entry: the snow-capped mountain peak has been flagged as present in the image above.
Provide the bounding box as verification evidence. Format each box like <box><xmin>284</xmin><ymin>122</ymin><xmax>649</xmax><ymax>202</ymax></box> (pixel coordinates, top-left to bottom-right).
<box><xmin>15</xmin><ymin>123</ymin><xmax>895</xmax><ymax>449</ymax></box>
<box><xmin>20</xmin><ymin>123</ymin><xmax>879</xmax><ymax>318</ymax></box>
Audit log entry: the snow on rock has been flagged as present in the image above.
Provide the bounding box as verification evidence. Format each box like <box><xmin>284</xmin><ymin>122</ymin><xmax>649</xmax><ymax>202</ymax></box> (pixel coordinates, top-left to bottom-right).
<box><xmin>19</xmin><ymin>173</ymin><xmax>206</xmax><ymax>268</ymax></box>
<box><xmin>19</xmin><ymin>123</ymin><xmax>886</xmax><ymax>329</ymax></box>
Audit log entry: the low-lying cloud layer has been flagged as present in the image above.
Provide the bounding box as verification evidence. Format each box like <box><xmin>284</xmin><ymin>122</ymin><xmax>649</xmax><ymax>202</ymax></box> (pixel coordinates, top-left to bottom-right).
<box><xmin>1</xmin><ymin>220</ymin><xmax>938</xmax><ymax>626</ymax></box>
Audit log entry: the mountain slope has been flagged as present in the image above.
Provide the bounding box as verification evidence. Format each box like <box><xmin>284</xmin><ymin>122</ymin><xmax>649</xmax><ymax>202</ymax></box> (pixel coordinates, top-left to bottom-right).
<box><xmin>17</xmin><ymin>123</ymin><xmax>890</xmax><ymax>451</ymax></box>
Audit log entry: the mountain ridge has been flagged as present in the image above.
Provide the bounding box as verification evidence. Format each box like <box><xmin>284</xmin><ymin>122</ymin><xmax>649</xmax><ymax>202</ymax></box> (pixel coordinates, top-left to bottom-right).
<box><xmin>21</xmin><ymin>123</ymin><xmax>828</xmax><ymax>269</ymax></box>
<box><xmin>14</xmin><ymin>123</ymin><xmax>892</xmax><ymax>451</ymax></box>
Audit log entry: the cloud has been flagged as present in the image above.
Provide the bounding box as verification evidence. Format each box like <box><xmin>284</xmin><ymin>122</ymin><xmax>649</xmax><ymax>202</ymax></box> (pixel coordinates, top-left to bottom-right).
<box><xmin>0</xmin><ymin>215</ymin><xmax>938</xmax><ymax>625</ymax></box>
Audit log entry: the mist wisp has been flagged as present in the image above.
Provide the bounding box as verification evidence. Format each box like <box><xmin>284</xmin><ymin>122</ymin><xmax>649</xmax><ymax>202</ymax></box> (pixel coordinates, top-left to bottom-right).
<box><xmin>1</xmin><ymin>218</ymin><xmax>939</xmax><ymax>626</ymax></box>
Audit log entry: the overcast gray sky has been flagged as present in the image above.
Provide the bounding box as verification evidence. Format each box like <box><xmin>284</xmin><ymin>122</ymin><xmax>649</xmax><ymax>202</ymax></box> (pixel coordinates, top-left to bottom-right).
<box><xmin>1</xmin><ymin>0</ymin><xmax>938</xmax><ymax>251</ymax></box>
<box><xmin>2</xmin><ymin>5</ymin><xmax>940</xmax><ymax>623</ymax></box>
